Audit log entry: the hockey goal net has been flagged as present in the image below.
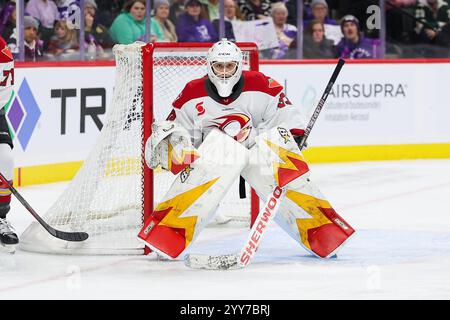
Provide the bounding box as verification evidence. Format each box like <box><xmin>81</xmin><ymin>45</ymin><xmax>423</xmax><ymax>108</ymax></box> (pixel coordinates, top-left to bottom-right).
<box><xmin>20</xmin><ymin>42</ymin><xmax>260</xmax><ymax>255</ymax></box>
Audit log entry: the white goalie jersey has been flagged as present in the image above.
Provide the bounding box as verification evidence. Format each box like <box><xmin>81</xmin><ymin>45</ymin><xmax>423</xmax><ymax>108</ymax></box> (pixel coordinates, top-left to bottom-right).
<box><xmin>167</xmin><ymin>70</ymin><xmax>308</xmax><ymax>148</ymax></box>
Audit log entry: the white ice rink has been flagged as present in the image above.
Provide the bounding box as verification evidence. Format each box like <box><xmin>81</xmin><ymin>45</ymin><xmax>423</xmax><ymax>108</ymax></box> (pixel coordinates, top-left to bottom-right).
<box><xmin>1</xmin><ymin>159</ymin><xmax>450</xmax><ymax>300</ymax></box>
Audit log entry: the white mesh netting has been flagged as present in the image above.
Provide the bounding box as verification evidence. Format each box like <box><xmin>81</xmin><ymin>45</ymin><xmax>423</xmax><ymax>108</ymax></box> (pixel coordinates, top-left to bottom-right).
<box><xmin>20</xmin><ymin>43</ymin><xmax>255</xmax><ymax>255</ymax></box>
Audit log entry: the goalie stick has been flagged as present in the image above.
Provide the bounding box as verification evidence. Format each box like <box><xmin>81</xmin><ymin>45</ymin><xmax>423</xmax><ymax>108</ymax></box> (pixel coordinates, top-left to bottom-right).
<box><xmin>185</xmin><ymin>59</ymin><xmax>345</xmax><ymax>270</ymax></box>
<box><xmin>0</xmin><ymin>172</ymin><xmax>89</xmax><ymax>242</ymax></box>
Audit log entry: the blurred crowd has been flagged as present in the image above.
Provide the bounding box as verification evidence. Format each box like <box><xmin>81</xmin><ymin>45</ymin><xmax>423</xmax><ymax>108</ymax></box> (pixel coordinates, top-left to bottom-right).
<box><xmin>0</xmin><ymin>0</ymin><xmax>449</xmax><ymax>62</ymax></box>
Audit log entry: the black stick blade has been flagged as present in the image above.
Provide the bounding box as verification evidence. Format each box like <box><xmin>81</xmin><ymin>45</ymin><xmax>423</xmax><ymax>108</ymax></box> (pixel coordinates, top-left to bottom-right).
<box><xmin>52</xmin><ymin>230</ymin><xmax>89</xmax><ymax>242</ymax></box>
<box><xmin>0</xmin><ymin>172</ymin><xmax>89</xmax><ymax>243</ymax></box>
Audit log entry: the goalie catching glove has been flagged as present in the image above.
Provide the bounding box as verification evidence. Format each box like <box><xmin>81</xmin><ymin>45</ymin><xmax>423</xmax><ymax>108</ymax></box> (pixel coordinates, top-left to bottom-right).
<box><xmin>145</xmin><ymin>121</ymin><xmax>200</xmax><ymax>175</ymax></box>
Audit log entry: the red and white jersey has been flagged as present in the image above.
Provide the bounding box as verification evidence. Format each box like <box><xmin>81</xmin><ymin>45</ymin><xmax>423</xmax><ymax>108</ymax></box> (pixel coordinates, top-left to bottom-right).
<box><xmin>0</xmin><ymin>36</ymin><xmax>14</xmax><ymax>112</ymax></box>
<box><xmin>168</xmin><ymin>70</ymin><xmax>308</xmax><ymax>148</ymax></box>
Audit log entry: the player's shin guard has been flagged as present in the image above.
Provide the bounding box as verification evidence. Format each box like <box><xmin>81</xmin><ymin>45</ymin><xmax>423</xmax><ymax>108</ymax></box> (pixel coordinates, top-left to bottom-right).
<box><xmin>0</xmin><ymin>144</ymin><xmax>13</xmax><ymax>219</ymax></box>
<box><xmin>241</xmin><ymin>126</ymin><xmax>355</xmax><ymax>258</ymax></box>
<box><xmin>0</xmin><ymin>182</ymin><xmax>11</xmax><ymax>218</ymax></box>
<box><xmin>138</xmin><ymin>129</ymin><xmax>249</xmax><ymax>259</ymax></box>
<box><xmin>0</xmin><ymin>144</ymin><xmax>17</xmax><ymax>251</ymax></box>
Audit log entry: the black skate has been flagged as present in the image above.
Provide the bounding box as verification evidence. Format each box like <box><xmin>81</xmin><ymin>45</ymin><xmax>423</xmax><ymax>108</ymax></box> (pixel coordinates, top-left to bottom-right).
<box><xmin>0</xmin><ymin>218</ymin><xmax>19</xmax><ymax>253</ymax></box>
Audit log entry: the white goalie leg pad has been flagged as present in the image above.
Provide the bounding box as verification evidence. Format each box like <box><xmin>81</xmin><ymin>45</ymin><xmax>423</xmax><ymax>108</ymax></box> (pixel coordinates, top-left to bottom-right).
<box><xmin>239</xmin><ymin>125</ymin><xmax>310</xmax><ymax>247</ymax></box>
<box><xmin>185</xmin><ymin>126</ymin><xmax>309</xmax><ymax>270</ymax></box>
<box><xmin>240</xmin><ymin>125</ymin><xmax>310</xmax><ymax>199</ymax></box>
<box><xmin>138</xmin><ymin>129</ymin><xmax>249</xmax><ymax>259</ymax></box>
<box><xmin>241</xmin><ymin>127</ymin><xmax>355</xmax><ymax>259</ymax></box>
<box><xmin>278</xmin><ymin>178</ymin><xmax>355</xmax><ymax>258</ymax></box>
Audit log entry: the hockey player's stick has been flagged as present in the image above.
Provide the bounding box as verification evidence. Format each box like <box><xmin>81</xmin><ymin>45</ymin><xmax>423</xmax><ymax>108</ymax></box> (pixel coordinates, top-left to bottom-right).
<box><xmin>0</xmin><ymin>172</ymin><xmax>89</xmax><ymax>242</ymax></box>
<box><xmin>185</xmin><ymin>185</ymin><xmax>285</xmax><ymax>270</ymax></box>
<box><xmin>185</xmin><ymin>59</ymin><xmax>345</xmax><ymax>270</ymax></box>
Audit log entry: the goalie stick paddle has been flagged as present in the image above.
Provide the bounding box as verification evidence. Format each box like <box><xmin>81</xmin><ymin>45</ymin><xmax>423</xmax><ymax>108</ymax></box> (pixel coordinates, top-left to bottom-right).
<box><xmin>185</xmin><ymin>59</ymin><xmax>345</xmax><ymax>270</ymax></box>
<box><xmin>185</xmin><ymin>186</ymin><xmax>285</xmax><ymax>270</ymax></box>
<box><xmin>0</xmin><ymin>172</ymin><xmax>89</xmax><ymax>242</ymax></box>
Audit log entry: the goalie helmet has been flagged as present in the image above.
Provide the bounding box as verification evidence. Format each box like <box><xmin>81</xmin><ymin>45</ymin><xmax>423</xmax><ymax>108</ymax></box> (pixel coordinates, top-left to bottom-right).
<box><xmin>206</xmin><ymin>39</ymin><xmax>243</xmax><ymax>98</ymax></box>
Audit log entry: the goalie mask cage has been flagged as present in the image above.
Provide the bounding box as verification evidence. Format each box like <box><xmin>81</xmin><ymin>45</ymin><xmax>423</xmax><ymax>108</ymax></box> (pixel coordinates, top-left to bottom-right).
<box><xmin>20</xmin><ymin>42</ymin><xmax>260</xmax><ymax>255</ymax></box>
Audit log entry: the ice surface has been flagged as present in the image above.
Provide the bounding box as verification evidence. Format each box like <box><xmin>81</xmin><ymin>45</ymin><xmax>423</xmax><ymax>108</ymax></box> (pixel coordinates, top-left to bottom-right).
<box><xmin>1</xmin><ymin>159</ymin><xmax>450</xmax><ymax>299</ymax></box>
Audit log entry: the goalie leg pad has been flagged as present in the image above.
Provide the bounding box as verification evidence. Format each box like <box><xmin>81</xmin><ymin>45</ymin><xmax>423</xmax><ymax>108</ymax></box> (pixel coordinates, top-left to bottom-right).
<box><xmin>241</xmin><ymin>126</ymin><xmax>355</xmax><ymax>258</ymax></box>
<box><xmin>276</xmin><ymin>180</ymin><xmax>355</xmax><ymax>258</ymax></box>
<box><xmin>139</xmin><ymin>129</ymin><xmax>249</xmax><ymax>259</ymax></box>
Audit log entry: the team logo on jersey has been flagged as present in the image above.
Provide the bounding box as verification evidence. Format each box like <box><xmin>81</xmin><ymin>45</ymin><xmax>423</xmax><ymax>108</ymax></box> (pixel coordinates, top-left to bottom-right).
<box><xmin>277</xmin><ymin>92</ymin><xmax>292</xmax><ymax>109</ymax></box>
<box><xmin>277</xmin><ymin>127</ymin><xmax>290</xmax><ymax>144</ymax></box>
<box><xmin>268</xmin><ymin>78</ymin><xmax>282</xmax><ymax>88</ymax></box>
<box><xmin>195</xmin><ymin>102</ymin><xmax>205</xmax><ymax>116</ymax></box>
<box><xmin>209</xmin><ymin>113</ymin><xmax>252</xmax><ymax>143</ymax></box>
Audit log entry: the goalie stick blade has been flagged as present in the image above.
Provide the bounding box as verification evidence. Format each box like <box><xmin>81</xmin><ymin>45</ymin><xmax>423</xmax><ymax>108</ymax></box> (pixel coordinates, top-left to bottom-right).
<box><xmin>185</xmin><ymin>253</ymin><xmax>243</xmax><ymax>270</ymax></box>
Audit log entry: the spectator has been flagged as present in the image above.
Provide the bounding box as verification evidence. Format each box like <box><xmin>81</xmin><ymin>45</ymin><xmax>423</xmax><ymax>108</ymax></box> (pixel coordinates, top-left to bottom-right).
<box><xmin>286</xmin><ymin>0</ymin><xmax>314</xmax><ymax>26</ymax></box>
<box><xmin>169</xmin><ymin>0</ymin><xmax>185</xmax><ymax>25</ymax></box>
<box><xmin>8</xmin><ymin>15</ymin><xmax>44</xmax><ymax>61</ymax></box>
<box><xmin>414</xmin><ymin>0</ymin><xmax>450</xmax><ymax>43</ymax></box>
<box><xmin>154</xmin><ymin>0</ymin><xmax>177</xmax><ymax>42</ymax></box>
<box><xmin>199</xmin><ymin>0</ymin><xmax>219</xmax><ymax>21</ymax></box>
<box><xmin>96</xmin><ymin>0</ymin><xmax>125</xmax><ymax>28</ymax></box>
<box><xmin>268</xmin><ymin>2</ymin><xmax>297</xmax><ymax>59</ymax></box>
<box><xmin>305</xmin><ymin>0</ymin><xmax>342</xmax><ymax>44</ymax></box>
<box><xmin>25</xmin><ymin>0</ymin><xmax>60</xmax><ymax>46</ymax></box>
<box><xmin>306</xmin><ymin>0</ymin><xmax>337</xmax><ymax>25</ymax></box>
<box><xmin>109</xmin><ymin>0</ymin><xmax>162</xmax><ymax>44</ymax></box>
<box><xmin>303</xmin><ymin>19</ymin><xmax>336</xmax><ymax>58</ymax></box>
<box><xmin>46</xmin><ymin>19</ymin><xmax>79</xmax><ymax>58</ymax></box>
<box><xmin>336</xmin><ymin>15</ymin><xmax>374</xmax><ymax>59</ymax></box>
<box><xmin>176</xmin><ymin>0</ymin><xmax>218</xmax><ymax>42</ymax></box>
<box><xmin>385</xmin><ymin>0</ymin><xmax>417</xmax><ymax>45</ymax></box>
<box><xmin>238</xmin><ymin>0</ymin><xmax>271</xmax><ymax>20</ymax></box>
<box><xmin>84</xmin><ymin>0</ymin><xmax>113</xmax><ymax>49</ymax></box>
<box><xmin>212</xmin><ymin>0</ymin><xmax>244</xmax><ymax>41</ymax></box>
<box><xmin>0</xmin><ymin>1</ymin><xmax>15</xmax><ymax>40</ymax></box>
<box><xmin>436</xmin><ymin>21</ymin><xmax>450</xmax><ymax>48</ymax></box>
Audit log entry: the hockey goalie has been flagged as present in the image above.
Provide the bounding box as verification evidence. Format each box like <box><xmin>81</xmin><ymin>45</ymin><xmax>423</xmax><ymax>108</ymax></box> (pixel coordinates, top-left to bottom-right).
<box><xmin>138</xmin><ymin>39</ymin><xmax>355</xmax><ymax>263</ymax></box>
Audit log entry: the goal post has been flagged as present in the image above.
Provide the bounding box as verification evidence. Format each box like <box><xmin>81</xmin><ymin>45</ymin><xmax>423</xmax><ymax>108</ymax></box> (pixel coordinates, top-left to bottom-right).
<box><xmin>19</xmin><ymin>42</ymin><xmax>260</xmax><ymax>255</ymax></box>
